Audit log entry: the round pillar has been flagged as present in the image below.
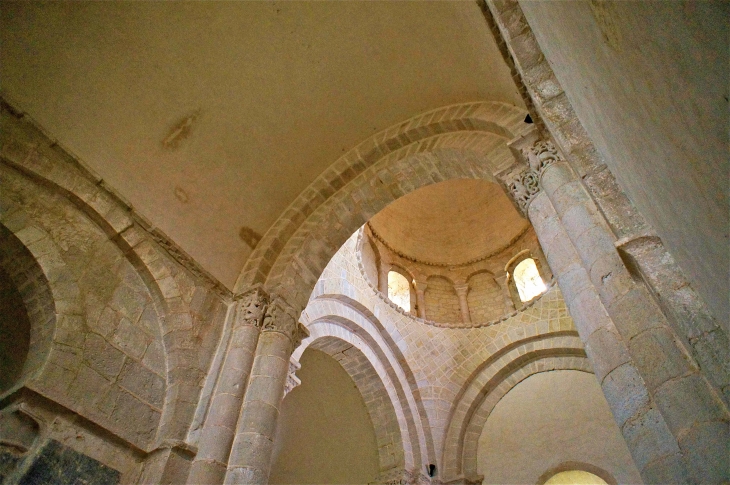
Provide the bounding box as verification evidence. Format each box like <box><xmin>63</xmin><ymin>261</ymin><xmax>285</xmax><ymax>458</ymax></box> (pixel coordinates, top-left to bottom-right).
<box><xmin>224</xmin><ymin>298</ymin><xmax>308</xmax><ymax>485</ymax></box>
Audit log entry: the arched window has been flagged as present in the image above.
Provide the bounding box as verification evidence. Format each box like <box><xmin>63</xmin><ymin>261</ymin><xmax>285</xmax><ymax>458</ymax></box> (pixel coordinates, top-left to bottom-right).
<box><xmin>387</xmin><ymin>271</ymin><xmax>411</xmax><ymax>311</ymax></box>
<box><xmin>512</xmin><ymin>257</ymin><xmax>546</xmax><ymax>302</ymax></box>
<box><xmin>542</xmin><ymin>470</ymin><xmax>609</xmax><ymax>485</ymax></box>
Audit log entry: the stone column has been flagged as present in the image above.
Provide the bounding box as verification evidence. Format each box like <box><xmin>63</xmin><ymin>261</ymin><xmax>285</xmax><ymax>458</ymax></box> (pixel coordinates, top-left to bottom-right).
<box><xmin>497</xmin><ymin>272</ymin><xmax>516</xmax><ymax>312</ymax></box>
<box><xmin>188</xmin><ymin>289</ymin><xmax>267</xmax><ymax>485</ymax></box>
<box><xmin>224</xmin><ymin>296</ymin><xmax>309</xmax><ymax>484</ymax></box>
<box><xmin>378</xmin><ymin>260</ymin><xmax>390</xmax><ymax>295</ymax></box>
<box><xmin>414</xmin><ymin>279</ymin><xmax>427</xmax><ymax>320</ymax></box>
<box><xmin>501</xmin><ymin>134</ymin><xmax>729</xmax><ymax>483</ymax></box>
<box><xmin>454</xmin><ymin>283</ymin><xmax>471</xmax><ymax>324</ymax></box>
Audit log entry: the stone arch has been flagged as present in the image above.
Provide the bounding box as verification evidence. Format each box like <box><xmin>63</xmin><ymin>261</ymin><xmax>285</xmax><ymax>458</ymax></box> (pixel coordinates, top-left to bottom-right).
<box><xmin>299</xmin><ymin>294</ymin><xmax>436</xmax><ymax>472</ymax></box>
<box><xmin>441</xmin><ymin>333</ymin><xmax>591</xmax><ymax>481</ymax></box>
<box><xmin>1</xmin><ymin>114</ymin><xmax>230</xmax><ymax>447</ymax></box>
<box><xmin>536</xmin><ymin>461</ymin><xmax>618</xmax><ymax>485</ymax></box>
<box><xmin>424</xmin><ymin>274</ymin><xmax>461</xmax><ymax>323</ymax></box>
<box><xmin>300</xmin><ymin>333</ymin><xmax>405</xmax><ymax>475</ymax></box>
<box><xmin>387</xmin><ymin>264</ymin><xmax>416</xmax><ymax>313</ymax></box>
<box><xmin>0</xmin><ymin>162</ymin><xmax>171</xmax><ymax>449</ymax></box>
<box><xmin>235</xmin><ymin>101</ymin><xmax>531</xmax><ymax>302</ymax></box>
<box><xmin>466</xmin><ymin>271</ymin><xmax>503</xmax><ymax>323</ymax></box>
<box><xmin>0</xmin><ymin>223</ymin><xmax>55</xmax><ymax>397</ymax></box>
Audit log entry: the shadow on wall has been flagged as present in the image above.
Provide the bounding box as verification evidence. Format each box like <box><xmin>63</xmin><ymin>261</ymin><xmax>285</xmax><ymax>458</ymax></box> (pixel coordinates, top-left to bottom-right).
<box><xmin>269</xmin><ymin>349</ymin><xmax>380</xmax><ymax>484</ymax></box>
<box><xmin>0</xmin><ymin>224</ymin><xmax>55</xmax><ymax>399</ymax></box>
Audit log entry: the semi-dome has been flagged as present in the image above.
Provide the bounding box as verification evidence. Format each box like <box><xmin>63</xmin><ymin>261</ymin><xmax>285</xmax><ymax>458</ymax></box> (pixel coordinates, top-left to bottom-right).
<box><xmin>368</xmin><ymin>179</ymin><xmax>528</xmax><ymax>265</ymax></box>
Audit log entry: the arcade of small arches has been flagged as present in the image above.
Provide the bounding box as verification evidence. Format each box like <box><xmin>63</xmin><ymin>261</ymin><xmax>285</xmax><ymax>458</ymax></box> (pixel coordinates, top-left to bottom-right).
<box><xmin>0</xmin><ymin>2</ymin><xmax>727</xmax><ymax>485</ymax></box>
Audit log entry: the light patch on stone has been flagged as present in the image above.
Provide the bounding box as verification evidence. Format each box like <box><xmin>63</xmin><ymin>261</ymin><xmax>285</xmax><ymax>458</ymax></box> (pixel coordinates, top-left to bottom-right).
<box><xmin>543</xmin><ymin>469</ymin><xmax>608</xmax><ymax>485</ymax></box>
<box><xmin>513</xmin><ymin>258</ymin><xmax>546</xmax><ymax>302</ymax></box>
<box><xmin>387</xmin><ymin>271</ymin><xmax>410</xmax><ymax>311</ymax></box>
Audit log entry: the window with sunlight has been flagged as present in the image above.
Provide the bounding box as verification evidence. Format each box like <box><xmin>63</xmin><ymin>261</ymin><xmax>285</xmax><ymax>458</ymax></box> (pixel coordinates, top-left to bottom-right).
<box><xmin>543</xmin><ymin>470</ymin><xmax>609</xmax><ymax>485</ymax></box>
<box><xmin>387</xmin><ymin>271</ymin><xmax>411</xmax><ymax>311</ymax></box>
<box><xmin>513</xmin><ymin>258</ymin><xmax>546</xmax><ymax>302</ymax></box>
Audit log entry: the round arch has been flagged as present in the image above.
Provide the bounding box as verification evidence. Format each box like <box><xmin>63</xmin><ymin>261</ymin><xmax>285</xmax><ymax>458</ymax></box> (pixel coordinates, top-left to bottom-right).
<box><xmin>234</xmin><ymin>101</ymin><xmax>531</xmax><ymax>307</ymax></box>
<box><xmin>537</xmin><ymin>462</ymin><xmax>617</xmax><ymax>485</ymax></box>
<box><xmin>298</xmin><ymin>322</ymin><xmax>411</xmax><ymax>473</ymax></box>
<box><xmin>0</xmin><ymin>223</ymin><xmax>56</xmax><ymax>397</ymax></box>
<box><xmin>294</xmin><ymin>294</ymin><xmax>436</xmax><ymax>466</ymax></box>
<box><xmin>441</xmin><ymin>332</ymin><xmax>591</xmax><ymax>481</ymax></box>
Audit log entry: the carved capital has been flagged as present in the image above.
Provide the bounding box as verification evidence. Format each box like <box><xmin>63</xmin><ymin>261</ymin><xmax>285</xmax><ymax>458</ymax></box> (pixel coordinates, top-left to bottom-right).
<box><xmin>233</xmin><ymin>287</ymin><xmax>268</xmax><ymax>328</ymax></box>
<box><xmin>262</xmin><ymin>296</ymin><xmax>310</xmax><ymax>347</ymax></box>
<box><xmin>453</xmin><ymin>283</ymin><xmax>470</xmax><ymax>298</ymax></box>
<box><xmin>524</xmin><ymin>139</ymin><xmax>561</xmax><ymax>173</ymax></box>
<box><xmin>283</xmin><ymin>356</ymin><xmax>302</xmax><ymax>397</ymax></box>
<box><xmin>500</xmin><ymin>134</ymin><xmax>564</xmax><ymax>217</ymax></box>
<box><xmin>499</xmin><ymin>166</ymin><xmax>541</xmax><ymax>217</ymax></box>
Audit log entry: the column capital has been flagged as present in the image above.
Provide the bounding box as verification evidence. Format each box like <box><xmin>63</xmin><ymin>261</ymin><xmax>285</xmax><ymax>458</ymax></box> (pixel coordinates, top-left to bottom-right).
<box><xmin>232</xmin><ymin>286</ymin><xmax>269</xmax><ymax>328</ymax></box>
<box><xmin>498</xmin><ymin>132</ymin><xmax>564</xmax><ymax>217</ymax></box>
<box><xmin>262</xmin><ymin>296</ymin><xmax>310</xmax><ymax>347</ymax></box>
<box><xmin>453</xmin><ymin>283</ymin><xmax>469</xmax><ymax>297</ymax></box>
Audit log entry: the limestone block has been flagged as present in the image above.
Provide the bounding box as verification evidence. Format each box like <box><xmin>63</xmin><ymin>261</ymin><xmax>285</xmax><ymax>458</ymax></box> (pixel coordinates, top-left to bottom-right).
<box><xmin>227</xmin><ymin>432</ymin><xmax>274</xmax><ymax>472</ymax></box>
<box><xmin>601</xmin><ymin>363</ymin><xmax>650</xmax><ymax>428</ymax></box>
<box><xmin>585</xmin><ymin>327</ymin><xmax>631</xmax><ymax>382</ymax></box>
<box><xmin>653</xmin><ymin>374</ymin><xmax>726</xmax><ymax>437</ymax></box>
<box><xmin>678</xmin><ymin>420</ymin><xmax>730</xmax><ymax>484</ymax></box>
<box><xmin>628</xmin><ymin>327</ymin><xmax>693</xmax><ymax>393</ymax></box>
<box><xmin>621</xmin><ymin>406</ymin><xmax>680</xmax><ymax>471</ymax></box>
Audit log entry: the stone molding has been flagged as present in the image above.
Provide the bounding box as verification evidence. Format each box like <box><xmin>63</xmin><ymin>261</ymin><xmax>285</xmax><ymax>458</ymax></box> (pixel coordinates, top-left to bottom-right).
<box><xmin>372</xmin><ymin>467</ymin><xmax>429</xmax><ymax>485</ymax></box>
<box><xmin>235</xmin><ymin>100</ymin><xmax>532</xmax><ymax>294</ymax></box>
<box><xmin>283</xmin><ymin>357</ymin><xmax>302</xmax><ymax>397</ymax></box>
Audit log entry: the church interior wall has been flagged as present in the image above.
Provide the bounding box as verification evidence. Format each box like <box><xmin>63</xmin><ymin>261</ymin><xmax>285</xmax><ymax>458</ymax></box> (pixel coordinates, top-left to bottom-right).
<box><xmin>269</xmin><ymin>349</ymin><xmax>380</xmax><ymax>485</ymax></box>
<box><xmin>476</xmin><ymin>370</ymin><xmax>642</xmax><ymax>484</ymax></box>
<box><xmin>516</xmin><ymin>0</ymin><xmax>729</xmax><ymax>328</ymax></box>
<box><xmin>0</xmin><ymin>2</ymin><xmax>726</xmax><ymax>484</ymax></box>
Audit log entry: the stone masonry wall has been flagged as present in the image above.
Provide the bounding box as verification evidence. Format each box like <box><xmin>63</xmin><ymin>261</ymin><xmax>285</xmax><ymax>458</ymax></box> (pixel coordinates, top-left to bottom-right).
<box><xmin>466</xmin><ymin>272</ymin><xmax>504</xmax><ymax>322</ymax></box>
<box><xmin>0</xmin><ymin>102</ymin><xmax>229</xmax><ymax>483</ymax></box>
<box><xmin>424</xmin><ymin>276</ymin><xmax>461</xmax><ymax>323</ymax></box>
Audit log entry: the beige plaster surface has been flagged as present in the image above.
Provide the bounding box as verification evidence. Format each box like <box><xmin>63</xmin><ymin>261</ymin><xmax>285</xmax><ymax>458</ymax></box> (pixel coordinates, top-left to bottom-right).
<box><xmin>270</xmin><ymin>349</ymin><xmax>379</xmax><ymax>484</ymax></box>
<box><xmin>477</xmin><ymin>370</ymin><xmax>642</xmax><ymax>485</ymax></box>
<box><xmin>518</xmin><ymin>0</ymin><xmax>729</xmax><ymax>327</ymax></box>
<box><xmin>0</xmin><ymin>1</ymin><xmax>523</xmax><ymax>288</ymax></box>
<box><xmin>369</xmin><ymin>180</ymin><xmax>528</xmax><ymax>265</ymax></box>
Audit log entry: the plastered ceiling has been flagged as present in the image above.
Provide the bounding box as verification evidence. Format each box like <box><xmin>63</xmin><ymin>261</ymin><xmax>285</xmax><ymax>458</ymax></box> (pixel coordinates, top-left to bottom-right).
<box><xmin>0</xmin><ymin>1</ymin><xmax>523</xmax><ymax>288</ymax></box>
<box><xmin>369</xmin><ymin>179</ymin><xmax>528</xmax><ymax>265</ymax></box>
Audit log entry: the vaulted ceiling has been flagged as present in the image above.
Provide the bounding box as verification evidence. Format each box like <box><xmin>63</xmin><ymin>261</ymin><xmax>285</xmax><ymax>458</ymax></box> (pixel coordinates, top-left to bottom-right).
<box><xmin>1</xmin><ymin>1</ymin><xmax>524</xmax><ymax>288</ymax></box>
<box><xmin>369</xmin><ymin>179</ymin><xmax>528</xmax><ymax>266</ymax></box>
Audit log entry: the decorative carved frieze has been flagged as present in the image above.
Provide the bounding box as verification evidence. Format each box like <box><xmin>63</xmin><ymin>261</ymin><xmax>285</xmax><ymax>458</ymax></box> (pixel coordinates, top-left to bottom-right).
<box><xmin>262</xmin><ymin>296</ymin><xmax>310</xmax><ymax>347</ymax></box>
<box><xmin>283</xmin><ymin>357</ymin><xmax>302</xmax><ymax>397</ymax></box>
<box><xmin>233</xmin><ymin>287</ymin><xmax>268</xmax><ymax>328</ymax></box>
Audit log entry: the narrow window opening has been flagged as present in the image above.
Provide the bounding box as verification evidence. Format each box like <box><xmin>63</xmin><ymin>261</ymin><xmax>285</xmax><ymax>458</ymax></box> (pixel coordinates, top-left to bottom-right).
<box><xmin>387</xmin><ymin>271</ymin><xmax>411</xmax><ymax>311</ymax></box>
<box><xmin>512</xmin><ymin>258</ymin><xmax>546</xmax><ymax>302</ymax></box>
